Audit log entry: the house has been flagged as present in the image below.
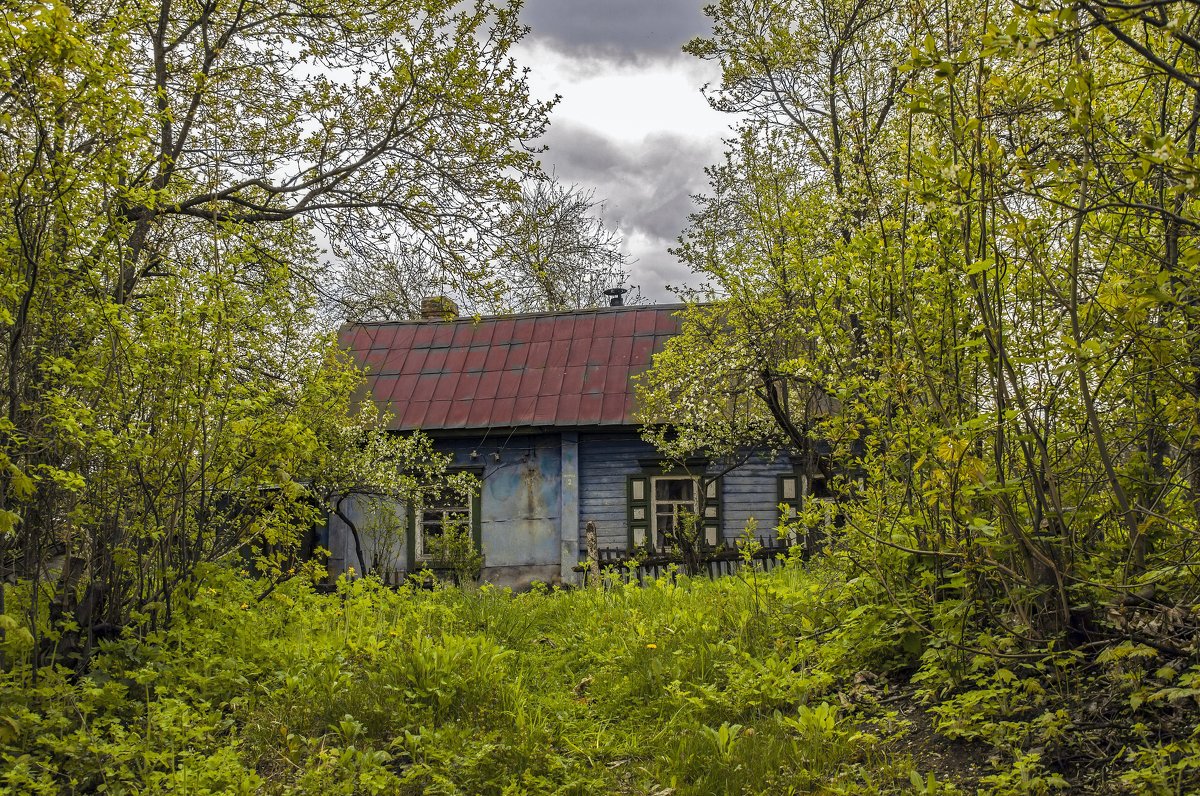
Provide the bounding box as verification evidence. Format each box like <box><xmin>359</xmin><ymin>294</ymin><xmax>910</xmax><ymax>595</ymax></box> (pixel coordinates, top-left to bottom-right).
<box><xmin>330</xmin><ymin>299</ymin><xmax>808</xmax><ymax>589</ymax></box>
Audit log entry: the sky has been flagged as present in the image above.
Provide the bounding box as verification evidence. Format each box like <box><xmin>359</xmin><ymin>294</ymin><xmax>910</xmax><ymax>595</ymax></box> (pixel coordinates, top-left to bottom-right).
<box><xmin>512</xmin><ymin>1</ymin><xmax>733</xmax><ymax>303</ymax></box>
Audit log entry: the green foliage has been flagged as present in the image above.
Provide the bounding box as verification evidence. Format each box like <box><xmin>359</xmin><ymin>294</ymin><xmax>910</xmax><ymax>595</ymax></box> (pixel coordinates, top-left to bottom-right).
<box><xmin>426</xmin><ymin>515</ymin><xmax>485</xmax><ymax>586</ymax></box>
<box><xmin>0</xmin><ymin>563</ymin><xmax>918</xmax><ymax>794</ymax></box>
<box><xmin>0</xmin><ymin>0</ymin><xmax>548</xmax><ymax>672</ymax></box>
<box><xmin>4</xmin><ymin>560</ymin><xmax>1198</xmax><ymax>792</ymax></box>
<box><xmin>647</xmin><ymin>12</ymin><xmax>1200</xmax><ymax>792</ymax></box>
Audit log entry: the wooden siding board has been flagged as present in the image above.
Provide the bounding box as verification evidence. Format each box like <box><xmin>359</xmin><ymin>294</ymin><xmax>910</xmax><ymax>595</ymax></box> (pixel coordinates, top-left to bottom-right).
<box><xmin>560</xmin><ymin>432</ymin><xmax>580</xmax><ymax>584</ymax></box>
<box><xmin>326</xmin><ymin>494</ymin><xmax>407</xmax><ymax>577</ymax></box>
<box><xmin>721</xmin><ymin>452</ymin><xmax>795</xmax><ymax>536</ymax></box>
<box><xmin>578</xmin><ymin>438</ymin><xmax>797</xmax><ymax>553</ymax></box>
<box><xmin>326</xmin><ymin>430</ymin><xmax>799</xmax><ymax>583</ymax></box>
<box><xmin>578</xmin><ymin>433</ymin><xmax>648</xmax><ymax>549</ymax></box>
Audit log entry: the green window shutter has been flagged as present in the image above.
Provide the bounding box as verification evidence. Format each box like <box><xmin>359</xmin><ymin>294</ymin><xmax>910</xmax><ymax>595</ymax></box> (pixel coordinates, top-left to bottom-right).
<box><xmin>627</xmin><ymin>475</ymin><xmax>649</xmax><ymax>551</ymax></box>
<box><xmin>702</xmin><ymin>476</ymin><xmax>722</xmax><ymax>547</ymax></box>
<box><xmin>778</xmin><ymin>474</ymin><xmax>801</xmax><ymax>539</ymax></box>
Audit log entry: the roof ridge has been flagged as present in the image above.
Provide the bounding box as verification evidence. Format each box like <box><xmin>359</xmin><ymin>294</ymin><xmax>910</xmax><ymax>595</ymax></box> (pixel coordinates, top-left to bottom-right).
<box><xmin>347</xmin><ymin>302</ymin><xmax>690</xmax><ymax>327</ymax></box>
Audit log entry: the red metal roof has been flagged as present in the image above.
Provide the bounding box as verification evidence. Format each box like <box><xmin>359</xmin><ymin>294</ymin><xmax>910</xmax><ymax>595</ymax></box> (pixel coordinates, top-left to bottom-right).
<box><xmin>340</xmin><ymin>305</ymin><xmax>685</xmax><ymax>431</ymax></box>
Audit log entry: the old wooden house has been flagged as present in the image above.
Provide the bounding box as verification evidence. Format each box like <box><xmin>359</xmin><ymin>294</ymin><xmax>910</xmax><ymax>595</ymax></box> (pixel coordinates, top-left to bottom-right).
<box><xmin>330</xmin><ymin>300</ymin><xmax>808</xmax><ymax>588</ymax></box>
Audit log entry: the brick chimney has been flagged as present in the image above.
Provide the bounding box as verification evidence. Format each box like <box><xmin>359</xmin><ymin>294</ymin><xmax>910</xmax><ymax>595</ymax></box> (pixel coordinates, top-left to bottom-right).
<box><xmin>420</xmin><ymin>295</ymin><xmax>459</xmax><ymax>321</ymax></box>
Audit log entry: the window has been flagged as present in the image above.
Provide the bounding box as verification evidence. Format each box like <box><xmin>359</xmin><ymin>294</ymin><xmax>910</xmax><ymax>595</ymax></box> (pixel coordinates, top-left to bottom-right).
<box><xmin>779</xmin><ymin>458</ymin><xmax>836</xmax><ymax>555</ymax></box>
<box><xmin>779</xmin><ymin>458</ymin><xmax>835</xmax><ymax>516</ymax></box>
<box><xmin>405</xmin><ymin>473</ymin><xmax>482</xmax><ymax>571</ymax></box>
<box><xmin>416</xmin><ymin>495</ymin><xmax>472</xmax><ymax>561</ymax></box>
<box><xmin>628</xmin><ymin>473</ymin><xmax>720</xmax><ymax>552</ymax></box>
<box><xmin>652</xmin><ymin>476</ymin><xmax>695</xmax><ymax>550</ymax></box>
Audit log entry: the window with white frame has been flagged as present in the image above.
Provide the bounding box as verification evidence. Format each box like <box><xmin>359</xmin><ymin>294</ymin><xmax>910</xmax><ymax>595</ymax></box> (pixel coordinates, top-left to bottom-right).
<box><xmin>652</xmin><ymin>476</ymin><xmax>696</xmax><ymax>550</ymax></box>
<box><xmin>628</xmin><ymin>473</ymin><xmax>720</xmax><ymax>551</ymax></box>
<box><xmin>416</xmin><ymin>494</ymin><xmax>472</xmax><ymax>561</ymax></box>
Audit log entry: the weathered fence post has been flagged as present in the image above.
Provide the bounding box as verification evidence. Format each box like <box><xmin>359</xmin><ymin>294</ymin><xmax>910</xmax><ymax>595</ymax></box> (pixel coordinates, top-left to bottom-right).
<box><xmin>585</xmin><ymin>520</ymin><xmax>600</xmax><ymax>587</ymax></box>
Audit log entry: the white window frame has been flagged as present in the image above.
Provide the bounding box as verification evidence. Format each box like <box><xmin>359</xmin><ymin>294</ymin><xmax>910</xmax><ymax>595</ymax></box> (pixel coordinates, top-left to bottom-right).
<box><xmin>415</xmin><ymin>497</ymin><xmax>472</xmax><ymax>561</ymax></box>
<box><xmin>649</xmin><ymin>475</ymin><xmax>699</xmax><ymax>551</ymax></box>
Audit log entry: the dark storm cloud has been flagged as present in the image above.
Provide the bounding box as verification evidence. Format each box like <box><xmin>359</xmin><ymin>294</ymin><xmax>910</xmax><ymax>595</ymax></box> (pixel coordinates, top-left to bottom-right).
<box><xmin>539</xmin><ymin>121</ymin><xmax>722</xmax><ymax>299</ymax></box>
<box><xmin>510</xmin><ymin>1</ymin><xmax>730</xmax><ymax>298</ymax></box>
<box><xmin>520</xmin><ymin>0</ymin><xmax>711</xmax><ymax>62</ymax></box>
<box><xmin>542</xmin><ymin>123</ymin><xmax>714</xmax><ymax>241</ymax></box>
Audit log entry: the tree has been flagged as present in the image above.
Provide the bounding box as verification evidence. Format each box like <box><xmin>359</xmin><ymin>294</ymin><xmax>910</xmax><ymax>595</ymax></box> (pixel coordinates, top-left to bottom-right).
<box><xmin>305</xmin><ymin>407</ymin><xmax>475</xmax><ymax>582</ymax></box>
<box><xmin>496</xmin><ymin>179</ymin><xmax>634</xmax><ymax>312</ymax></box>
<box><xmin>648</xmin><ymin>0</ymin><xmax>1200</xmax><ymax>648</ymax></box>
<box><xmin>336</xmin><ymin>178</ymin><xmax>636</xmax><ymax>319</ymax></box>
<box><xmin>0</xmin><ymin>0</ymin><xmax>551</xmax><ymax>669</ymax></box>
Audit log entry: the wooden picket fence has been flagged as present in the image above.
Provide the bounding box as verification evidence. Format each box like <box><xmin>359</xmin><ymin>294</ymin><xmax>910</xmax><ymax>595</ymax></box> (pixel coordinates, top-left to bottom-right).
<box><xmin>330</xmin><ymin>533</ymin><xmax>800</xmax><ymax>590</ymax></box>
<box><xmin>575</xmin><ymin>533</ymin><xmax>795</xmax><ymax>587</ymax></box>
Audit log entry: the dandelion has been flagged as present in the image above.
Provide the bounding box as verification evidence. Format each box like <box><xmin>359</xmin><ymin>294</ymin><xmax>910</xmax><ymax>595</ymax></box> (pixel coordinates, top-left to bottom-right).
<box><xmin>645</xmin><ymin>643</ymin><xmax>657</xmax><ymax>649</ymax></box>
<box><xmin>240</xmin><ymin>603</ymin><xmax>249</xmax><ymax>610</ymax></box>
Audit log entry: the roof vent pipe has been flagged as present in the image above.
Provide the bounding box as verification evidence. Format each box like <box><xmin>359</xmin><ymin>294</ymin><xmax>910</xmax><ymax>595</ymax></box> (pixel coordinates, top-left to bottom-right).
<box><xmin>603</xmin><ymin>287</ymin><xmax>628</xmax><ymax>307</ymax></box>
<box><xmin>420</xmin><ymin>295</ymin><xmax>459</xmax><ymax>321</ymax></box>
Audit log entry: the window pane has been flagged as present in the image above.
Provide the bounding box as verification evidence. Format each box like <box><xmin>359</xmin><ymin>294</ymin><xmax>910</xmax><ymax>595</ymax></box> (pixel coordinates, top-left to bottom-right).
<box><xmin>419</xmin><ymin>496</ymin><xmax>470</xmax><ymax>559</ymax></box>
<box><xmin>656</xmin><ymin>478</ymin><xmax>693</xmax><ymax>501</ymax></box>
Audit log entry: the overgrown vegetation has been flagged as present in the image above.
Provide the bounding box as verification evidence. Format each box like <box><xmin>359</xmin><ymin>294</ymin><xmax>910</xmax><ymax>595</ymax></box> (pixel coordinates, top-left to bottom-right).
<box><xmin>3</xmin><ymin>559</ymin><xmax>1197</xmax><ymax>793</ymax></box>
<box><xmin>638</xmin><ymin>0</ymin><xmax>1200</xmax><ymax>790</ymax></box>
<box><xmin>2</xmin><ymin>0</ymin><xmax>1199</xmax><ymax>790</ymax></box>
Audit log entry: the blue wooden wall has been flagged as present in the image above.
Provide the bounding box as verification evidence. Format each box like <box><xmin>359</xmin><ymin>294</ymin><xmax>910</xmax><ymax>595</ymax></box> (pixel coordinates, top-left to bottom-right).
<box><xmin>326</xmin><ymin>493</ymin><xmax>406</xmax><ymax>578</ymax></box>
<box><xmin>721</xmin><ymin>452</ymin><xmax>795</xmax><ymax>538</ymax></box>
<box><xmin>576</xmin><ymin>433</ymin><xmax>795</xmax><ymax>551</ymax></box>
<box><xmin>577</xmin><ymin>432</ymin><xmax>647</xmax><ymax>549</ymax></box>
<box><xmin>329</xmin><ymin>429</ymin><xmax>797</xmax><ymax>587</ymax></box>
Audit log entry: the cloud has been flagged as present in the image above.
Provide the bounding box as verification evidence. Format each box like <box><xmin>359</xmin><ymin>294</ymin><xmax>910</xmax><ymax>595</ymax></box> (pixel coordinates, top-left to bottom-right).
<box><xmin>542</xmin><ymin>124</ymin><xmax>711</xmax><ymax>241</ymax></box>
<box><xmin>508</xmin><ymin>3</ymin><xmax>736</xmax><ymax>301</ymax></box>
<box><xmin>538</xmin><ymin>122</ymin><xmax>719</xmax><ymax>300</ymax></box>
<box><xmin>519</xmin><ymin>0</ymin><xmax>711</xmax><ymax>63</ymax></box>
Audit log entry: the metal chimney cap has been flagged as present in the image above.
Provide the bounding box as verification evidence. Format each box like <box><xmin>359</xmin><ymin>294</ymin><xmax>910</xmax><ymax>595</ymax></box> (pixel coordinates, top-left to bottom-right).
<box><xmin>603</xmin><ymin>287</ymin><xmax>628</xmax><ymax>307</ymax></box>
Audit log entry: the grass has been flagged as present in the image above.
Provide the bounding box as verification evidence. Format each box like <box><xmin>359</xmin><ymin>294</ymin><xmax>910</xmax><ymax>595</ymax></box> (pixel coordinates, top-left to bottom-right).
<box><xmin>2</xmin><ymin>558</ymin><xmax>1197</xmax><ymax>794</ymax></box>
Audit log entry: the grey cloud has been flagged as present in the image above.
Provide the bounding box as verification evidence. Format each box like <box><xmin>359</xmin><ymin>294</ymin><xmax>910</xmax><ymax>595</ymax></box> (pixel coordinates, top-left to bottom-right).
<box><xmin>520</xmin><ymin>0</ymin><xmax>711</xmax><ymax>63</ymax></box>
<box><xmin>636</xmin><ymin>249</ymin><xmax>696</xmax><ymax>301</ymax></box>
<box><xmin>537</xmin><ymin>121</ymin><xmax>723</xmax><ymax>299</ymax></box>
<box><xmin>542</xmin><ymin>123</ymin><xmax>717</xmax><ymax>241</ymax></box>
